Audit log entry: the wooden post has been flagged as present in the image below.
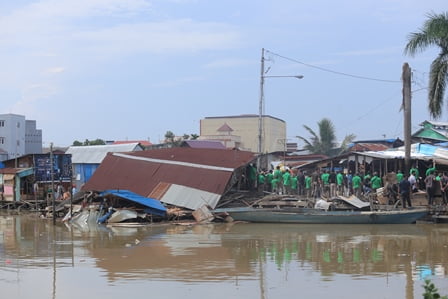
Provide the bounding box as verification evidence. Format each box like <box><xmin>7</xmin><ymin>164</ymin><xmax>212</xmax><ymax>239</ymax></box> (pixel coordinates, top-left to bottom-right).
<box><xmin>50</xmin><ymin>143</ymin><xmax>56</xmax><ymax>225</ymax></box>
<box><xmin>402</xmin><ymin>63</ymin><xmax>412</xmax><ymax>176</ymax></box>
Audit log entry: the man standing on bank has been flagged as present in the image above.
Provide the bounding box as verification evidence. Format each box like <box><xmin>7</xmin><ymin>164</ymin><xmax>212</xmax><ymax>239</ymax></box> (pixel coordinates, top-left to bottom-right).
<box><xmin>398</xmin><ymin>174</ymin><xmax>412</xmax><ymax>209</ymax></box>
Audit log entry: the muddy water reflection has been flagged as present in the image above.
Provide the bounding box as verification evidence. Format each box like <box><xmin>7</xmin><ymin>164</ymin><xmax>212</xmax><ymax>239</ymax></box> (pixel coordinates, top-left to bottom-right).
<box><xmin>0</xmin><ymin>212</ymin><xmax>447</xmax><ymax>299</ymax></box>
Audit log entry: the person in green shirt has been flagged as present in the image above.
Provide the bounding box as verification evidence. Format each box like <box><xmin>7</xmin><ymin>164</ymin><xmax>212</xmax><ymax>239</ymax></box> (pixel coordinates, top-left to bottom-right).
<box><xmin>247</xmin><ymin>164</ymin><xmax>257</xmax><ymax>191</ymax></box>
<box><xmin>273</xmin><ymin>166</ymin><xmax>282</xmax><ymax>194</ymax></box>
<box><xmin>426</xmin><ymin>165</ymin><xmax>436</xmax><ymax>176</ymax></box>
<box><xmin>321</xmin><ymin>170</ymin><xmax>330</xmax><ymax>198</ymax></box>
<box><xmin>409</xmin><ymin>166</ymin><xmax>419</xmax><ymax>179</ymax></box>
<box><xmin>336</xmin><ymin>171</ymin><xmax>344</xmax><ymax>196</ymax></box>
<box><xmin>305</xmin><ymin>173</ymin><xmax>312</xmax><ymax>198</ymax></box>
<box><xmin>371</xmin><ymin>172</ymin><xmax>382</xmax><ymax>191</ymax></box>
<box><xmin>271</xmin><ymin>178</ymin><xmax>279</xmax><ymax>194</ymax></box>
<box><xmin>291</xmin><ymin>173</ymin><xmax>298</xmax><ymax>195</ymax></box>
<box><xmin>396</xmin><ymin>170</ymin><xmax>403</xmax><ymax>183</ymax></box>
<box><xmin>283</xmin><ymin>169</ymin><xmax>292</xmax><ymax>195</ymax></box>
<box><xmin>352</xmin><ymin>173</ymin><xmax>362</xmax><ymax>198</ymax></box>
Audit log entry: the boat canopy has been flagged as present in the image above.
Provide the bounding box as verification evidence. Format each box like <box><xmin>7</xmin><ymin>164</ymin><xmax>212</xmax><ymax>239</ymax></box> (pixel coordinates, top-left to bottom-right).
<box><xmin>99</xmin><ymin>189</ymin><xmax>166</xmax><ymax>217</ymax></box>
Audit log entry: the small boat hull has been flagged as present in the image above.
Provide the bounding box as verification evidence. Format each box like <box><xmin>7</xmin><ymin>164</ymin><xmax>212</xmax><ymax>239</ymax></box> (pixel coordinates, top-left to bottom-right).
<box><xmin>214</xmin><ymin>207</ymin><xmax>428</xmax><ymax>224</ymax></box>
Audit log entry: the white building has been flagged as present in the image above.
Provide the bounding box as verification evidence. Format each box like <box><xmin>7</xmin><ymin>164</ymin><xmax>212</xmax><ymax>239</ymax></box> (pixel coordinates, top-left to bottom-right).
<box><xmin>0</xmin><ymin>114</ymin><xmax>42</xmax><ymax>162</ymax></box>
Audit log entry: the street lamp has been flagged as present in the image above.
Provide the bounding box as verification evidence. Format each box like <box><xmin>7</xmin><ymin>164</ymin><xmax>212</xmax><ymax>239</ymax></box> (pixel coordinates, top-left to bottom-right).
<box><xmin>257</xmin><ymin>48</ymin><xmax>303</xmax><ymax>171</ymax></box>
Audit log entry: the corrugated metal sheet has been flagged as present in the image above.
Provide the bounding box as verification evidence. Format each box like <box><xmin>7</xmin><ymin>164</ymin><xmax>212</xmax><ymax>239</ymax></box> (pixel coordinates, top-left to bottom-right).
<box><xmin>113</xmin><ymin>152</ymin><xmax>235</xmax><ymax>171</ymax></box>
<box><xmin>82</xmin><ymin>148</ymin><xmax>256</xmax><ymax>209</ymax></box>
<box><xmin>183</xmin><ymin>140</ymin><xmax>226</xmax><ymax>149</ymax></box>
<box><xmin>357</xmin><ymin>143</ymin><xmax>448</xmax><ymax>164</ymax></box>
<box><xmin>349</xmin><ymin>143</ymin><xmax>390</xmax><ymax>152</ymax></box>
<box><xmin>160</xmin><ymin>184</ymin><xmax>221</xmax><ymax>210</ymax></box>
<box><xmin>148</xmin><ymin>182</ymin><xmax>170</xmax><ymax>199</ymax></box>
<box><xmin>123</xmin><ymin>147</ymin><xmax>255</xmax><ymax>168</ymax></box>
<box><xmin>99</xmin><ymin>189</ymin><xmax>166</xmax><ymax>216</ymax></box>
<box><xmin>66</xmin><ymin>143</ymin><xmax>143</xmax><ymax>164</ymax></box>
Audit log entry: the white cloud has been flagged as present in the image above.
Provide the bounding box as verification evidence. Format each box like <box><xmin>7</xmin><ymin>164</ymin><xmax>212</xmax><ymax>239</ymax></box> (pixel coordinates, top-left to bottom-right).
<box><xmin>0</xmin><ymin>1</ymin><xmax>242</xmax><ymax>57</ymax></box>
<box><xmin>75</xmin><ymin>20</ymin><xmax>242</xmax><ymax>56</ymax></box>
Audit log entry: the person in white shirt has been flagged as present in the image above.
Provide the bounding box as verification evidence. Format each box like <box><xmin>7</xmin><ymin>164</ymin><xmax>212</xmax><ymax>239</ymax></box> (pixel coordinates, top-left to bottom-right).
<box><xmin>408</xmin><ymin>171</ymin><xmax>418</xmax><ymax>192</ymax></box>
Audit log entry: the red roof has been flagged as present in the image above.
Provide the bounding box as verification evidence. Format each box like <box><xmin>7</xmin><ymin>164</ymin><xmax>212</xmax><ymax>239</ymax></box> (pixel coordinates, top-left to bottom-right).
<box><xmin>217</xmin><ymin>123</ymin><xmax>233</xmax><ymax>132</ymax></box>
<box><xmin>0</xmin><ymin>168</ymin><xmax>21</xmax><ymax>174</ymax></box>
<box><xmin>82</xmin><ymin>148</ymin><xmax>255</xmax><ymax>197</ymax></box>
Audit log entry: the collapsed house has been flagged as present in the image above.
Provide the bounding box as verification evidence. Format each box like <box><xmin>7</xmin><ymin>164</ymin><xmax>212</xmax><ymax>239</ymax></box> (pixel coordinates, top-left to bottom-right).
<box><xmin>75</xmin><ymin>147</ymin><xmax>256</xmax><ymax>222</ymax></box>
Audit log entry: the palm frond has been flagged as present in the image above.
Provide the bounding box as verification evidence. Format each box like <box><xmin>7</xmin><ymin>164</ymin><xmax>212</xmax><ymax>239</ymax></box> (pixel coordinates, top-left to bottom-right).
<box><xmin>404</xmin><ymin>12</ymin><xmax>448</xmax><ymax>56</ymax></box>
<box><xmin>339</xmin><ymin>134</ymin><xmax>357</xmax><ymax>154</ymax></box>
<box><xmin>428</xmin><ymin>54</ymin><xmax>448</xmax><ymax>118</ymax></box>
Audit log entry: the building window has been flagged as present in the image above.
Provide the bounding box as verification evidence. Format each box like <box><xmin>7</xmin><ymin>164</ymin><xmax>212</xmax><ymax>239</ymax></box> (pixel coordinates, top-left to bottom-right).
<box><xmin>0</xmin><ymin>120</ymin><xmax>4</xmax><ymax>127</ymax></box>
<box><xmin>0</xmin><ymin>137</ymin><xmax>4</xmax><ymax>144</ymax></box>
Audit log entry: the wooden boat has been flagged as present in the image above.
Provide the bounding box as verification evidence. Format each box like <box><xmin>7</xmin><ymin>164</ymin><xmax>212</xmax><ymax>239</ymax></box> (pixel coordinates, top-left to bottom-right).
<box><xmin>213</xmin><ymin>207</ymin><xmax>428</xmax><ymax>224</ymax></box>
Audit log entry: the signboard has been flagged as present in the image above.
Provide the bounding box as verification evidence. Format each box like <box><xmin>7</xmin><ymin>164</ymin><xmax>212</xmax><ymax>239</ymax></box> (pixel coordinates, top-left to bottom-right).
<box><xmin>33</xmin><ymin>154</ymin><xmax>72</xmax><ymax>182</ymax></box>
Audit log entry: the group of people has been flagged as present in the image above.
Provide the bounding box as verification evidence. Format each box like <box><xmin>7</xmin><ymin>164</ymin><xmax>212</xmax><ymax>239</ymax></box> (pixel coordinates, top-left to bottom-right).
<box><xmin>421</xmin><ymin>167</ymin><xmax>448</xmax><ymax>207</ymax></box>
<box><xmin>254</xmin><ymin>166</ymin><xmax>306</xmax><ymax>196</ymax></box>
<box><xmin>249</xmin><ymin>163</ymin><xmax>448</xmax><ymax>207</ymax></box>
<box><xmin>252</xmin><ymin>166</ymin><xmax>384</xmax><ymax>199</ymax></box>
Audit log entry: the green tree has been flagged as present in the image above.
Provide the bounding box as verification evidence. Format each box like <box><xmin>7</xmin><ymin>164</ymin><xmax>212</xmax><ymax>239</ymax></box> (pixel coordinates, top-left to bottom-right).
<box><xmin>297</xmin><ymin>118</ymin><xmax>356</xmax><ymax>156</ymax></box>
<box><xmin>164</xmin><ymin>131</ymin><xmax>176</xmax><ymax>144</ymax></box>
<box><xmin>89</xmin><ymin>139</ymin><xmax>106</xmax><ymax>145</ymax></box>
<box><xmin>190</xmin><ymin>134</ymin><xmax>199</xmax><ymax>140</ymax></box>
<box><xmin>404</xmin><ymin>11</ymin><xmax>448</xmax><ymax>118</ymax></box>
<box><xmin>72</xmin><ymin>139</ymin><xmax>106</xmax><ymax>146</ymax></box>
<box><xmin>423</xmin><ymin>279</ymin><xmax>448</xmax><ymax>299</ymax></box>
<box><xmin>339</xmin><ymin>133</ymin><xmax>357</xmax><ymax>155</ymax></box>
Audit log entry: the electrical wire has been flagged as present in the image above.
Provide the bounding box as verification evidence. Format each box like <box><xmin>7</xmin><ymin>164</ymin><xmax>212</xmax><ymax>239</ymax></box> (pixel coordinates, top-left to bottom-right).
<box><xmin>266</xmin><ymin>49</ymin><xmax>402</xmax><ymax>83</ymax></box>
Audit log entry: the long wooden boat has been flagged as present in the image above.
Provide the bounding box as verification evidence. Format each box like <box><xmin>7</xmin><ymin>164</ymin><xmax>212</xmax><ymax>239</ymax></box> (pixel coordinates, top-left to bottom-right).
<box><xmin>213</xmin><ymin>207</ymin><xmax>428</xmax><ymax>224</ymax></box>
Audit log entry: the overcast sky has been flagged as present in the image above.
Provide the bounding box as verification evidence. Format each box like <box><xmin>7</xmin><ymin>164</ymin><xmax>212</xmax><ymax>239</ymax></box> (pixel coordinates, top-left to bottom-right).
<box><xmin>1</xmin><ymin>0</ymin><xmax>447</xmax><ymax>147</ymax></box>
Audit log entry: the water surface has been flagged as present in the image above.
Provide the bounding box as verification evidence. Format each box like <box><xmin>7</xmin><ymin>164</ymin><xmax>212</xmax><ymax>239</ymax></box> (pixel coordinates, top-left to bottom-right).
<box><xmin>0</xmin><ymin>212</ymin><xmax>447</xmax><ymax>299</ymax></box>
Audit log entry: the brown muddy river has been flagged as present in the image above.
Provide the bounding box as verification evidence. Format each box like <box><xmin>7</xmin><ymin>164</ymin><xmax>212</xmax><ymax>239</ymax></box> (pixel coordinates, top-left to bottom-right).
<box><xmin>0</xmin><ymin>212</ymin><xmax>447</xmax><ymax>299</ymax></box>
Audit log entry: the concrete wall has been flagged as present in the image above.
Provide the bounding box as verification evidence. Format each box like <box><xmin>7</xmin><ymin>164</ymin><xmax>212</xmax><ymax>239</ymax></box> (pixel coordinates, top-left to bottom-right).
<box><xmin>0</xmin><ymin>114</ymin><xmax>42</xmax><ymax>161</ymax></box>
<box><xmin>200</xmin><ymin>115</ymin><xmax>286</xmax><ymax>153</ymax></box>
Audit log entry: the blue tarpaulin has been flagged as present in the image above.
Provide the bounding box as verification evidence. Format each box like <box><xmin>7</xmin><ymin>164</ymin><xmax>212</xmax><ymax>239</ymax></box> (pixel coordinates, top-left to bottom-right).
<box><xmin>99</xmin><ymin>189</ymin><xmax>166</xmax><ymax>217</ymax></box>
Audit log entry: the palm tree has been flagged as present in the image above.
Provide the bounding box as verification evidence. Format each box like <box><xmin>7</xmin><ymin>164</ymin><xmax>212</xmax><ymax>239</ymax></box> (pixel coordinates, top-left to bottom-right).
<box><xmin>297</xmin><ymin>118</ymin><xmax>356</xmax><ymax>156</ymax></box>
<box><xmin>404</xmin><ymin>11</ymin><xmax>448</xmax><ymax>118</ymax></box>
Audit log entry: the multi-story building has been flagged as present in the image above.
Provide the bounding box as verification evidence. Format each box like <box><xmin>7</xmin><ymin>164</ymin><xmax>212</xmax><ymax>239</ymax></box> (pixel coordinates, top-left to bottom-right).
<box><xmin>0</xmin><ymin>114</ymin><xmax>42</xmax><ymax>162</ymax></box>
<box><xmin>199</xmin><ymin>114</ymin><xmax>286</xmax><ymax>153</ymax></box>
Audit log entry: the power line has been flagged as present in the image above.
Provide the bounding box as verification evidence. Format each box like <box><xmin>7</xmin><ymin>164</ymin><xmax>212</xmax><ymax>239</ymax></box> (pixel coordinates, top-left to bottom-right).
<box><xmin>266</xmin><ymin>49</ymin><xmax>402</xmax><ymax>83</ymax></box>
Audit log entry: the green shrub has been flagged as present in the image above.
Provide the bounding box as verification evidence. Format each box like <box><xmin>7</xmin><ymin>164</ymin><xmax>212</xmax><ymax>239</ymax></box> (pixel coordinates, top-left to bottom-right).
<box><xmin>423</xmin><ymin>279</ymin><xmax>448</xmax><ymax>299</ymax></box>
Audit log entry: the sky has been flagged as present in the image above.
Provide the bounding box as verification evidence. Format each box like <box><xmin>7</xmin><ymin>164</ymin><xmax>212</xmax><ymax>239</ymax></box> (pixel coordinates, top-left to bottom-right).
<box><xmin>0</xmin><ymin>0</ymin><xmax>447</xmax><ymax>147</ymax></box>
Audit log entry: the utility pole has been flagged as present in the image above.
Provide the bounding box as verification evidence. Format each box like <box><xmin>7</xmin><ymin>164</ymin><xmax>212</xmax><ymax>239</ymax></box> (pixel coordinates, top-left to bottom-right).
<box><xmin>257</xmin><ymin>48</ymin><xmax>265</xmax><ymax>172</ymax></box>
<box><xmin>402</xmin><ymin>63</ymin><xmax>412</xmax><ymax>175</ymax></box>
<box><xmin>50</xmin><ymin>142</ymin><xmax>56</xmax><ymax>225</ymax></box>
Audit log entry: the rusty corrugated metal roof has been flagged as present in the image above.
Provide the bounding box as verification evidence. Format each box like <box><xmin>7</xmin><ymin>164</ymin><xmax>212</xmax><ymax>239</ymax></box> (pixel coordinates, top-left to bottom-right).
<box><xmin>125</xmin><ymin>147</ymin><xmax>255</xmax><ymax>168</ymax></box>
<box><xmin>82</xmin><ymin>148</ymin><xmax>256</xmax><ymax>209</ymax></box>
<box><xmin>349</xmin><ymin>143</ymin><xmax>390</xmax><ymax>152</ymax></box>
